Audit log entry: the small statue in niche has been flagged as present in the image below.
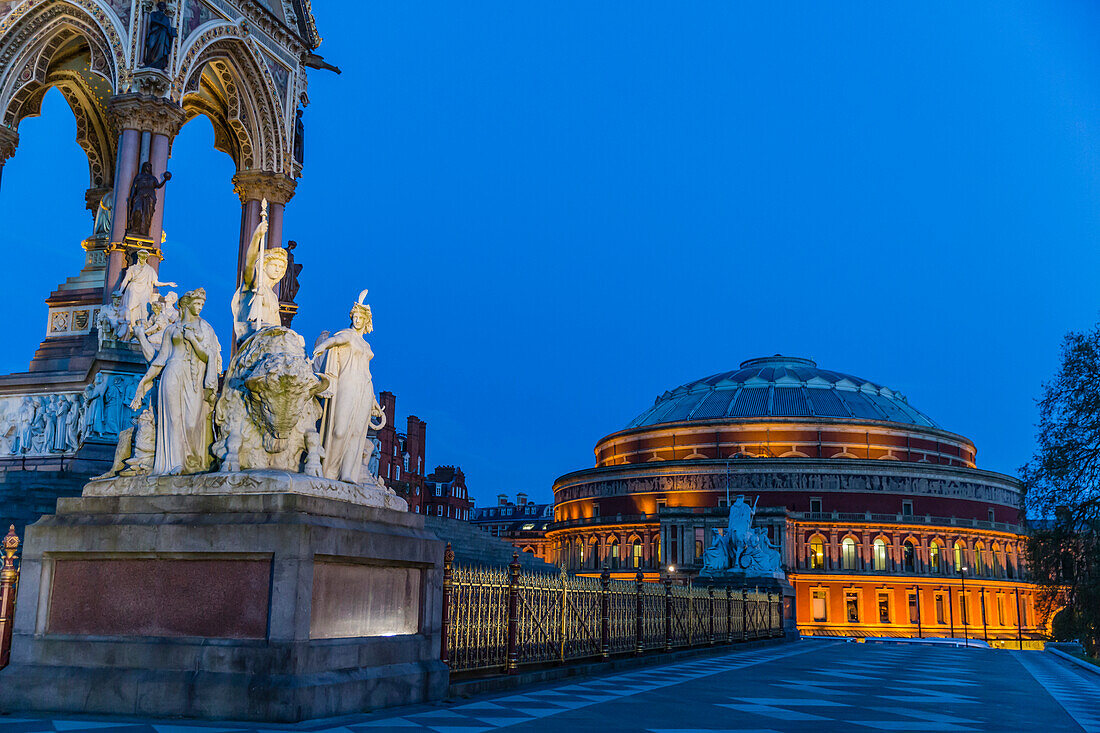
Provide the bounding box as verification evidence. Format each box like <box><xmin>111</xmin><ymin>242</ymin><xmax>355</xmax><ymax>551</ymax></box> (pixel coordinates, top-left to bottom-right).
<box><xmin>293</xmin><ymin>108</ymin><xmax>304</xmax><ymax>165</ymax></box>
<box><xmin>119</xmin><ymin>249</ymin><xmax>176</xmax><ymax>337</ymax></box>
<box><xmin>279</xmin><ymin>240</ymin><xmax>303</xmax><ymax>305</ymax></box>
<box><xmin>126</xmin><ymin>162</ymin><xmax>171</xmax><ymax>237</ymax></box>
<box><xmin>93</xmin><ymin>189</ymin><xmax>113</xmax><ymax>237</ymax></box>
<box><xmin>141</xmin><ymin>1</ymin><xmax>176</xmax><ymax>71</ymax></box>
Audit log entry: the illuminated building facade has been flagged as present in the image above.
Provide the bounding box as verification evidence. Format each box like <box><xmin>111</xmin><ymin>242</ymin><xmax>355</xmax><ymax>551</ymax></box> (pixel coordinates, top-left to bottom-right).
<box><xmin>470</xmin><ymin>493</ymin><xmax>556</xmax><ymax>565</ymax></box>
<box><xmin>546</xmin><ymin>355</ymin><xmax>1044</xmax><ymax>640</ymax></box>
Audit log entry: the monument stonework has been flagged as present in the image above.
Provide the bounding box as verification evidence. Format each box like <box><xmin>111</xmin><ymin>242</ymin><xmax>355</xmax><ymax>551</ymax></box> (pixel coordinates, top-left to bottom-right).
<box><xmin>0</xmin><ymin>0</ymin><xmax>450</xmax><ymax>721</ymax></box>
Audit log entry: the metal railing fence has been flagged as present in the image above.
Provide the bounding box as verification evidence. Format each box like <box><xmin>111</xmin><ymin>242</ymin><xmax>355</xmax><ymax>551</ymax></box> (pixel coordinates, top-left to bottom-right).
<box><xmin>441</xmin><ymin>545</ymin><xmax>783</xmax><ymax>676</ymax></box>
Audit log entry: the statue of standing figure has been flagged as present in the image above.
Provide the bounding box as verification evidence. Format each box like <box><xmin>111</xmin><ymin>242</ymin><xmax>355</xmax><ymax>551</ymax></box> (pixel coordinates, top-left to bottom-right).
<box><xmin>701</xmin><ymin>494</ymin><xmax>782</xmax><ymax>577</ymax></box>
<box><xmin>130</xmin><ymin>288</ymin><xmax>222</xmax><ymax>475</ymax></box>
<box><xmin>93</xmin><ymin>189</ymin><xmax>113</xmax><ymax>237</ymax></box>
<box><xmin>126</xmin><ymin>163</ymin><xmax>171</xmax><ymax>237</ymax></box>
<box><xmin>231</xmin><ymin>204</ymin><xmax>287</xmax><ymax>343</ymax></box>
<box><xmin>141</xmin><ymin>1</ymin><xmax>176</xmax><ymax>70</ymax></box>
<box><xmin>314</xmin><ymin>290</ymin><xmax>387</xmax><ymax>484</ymax></box>
<box><xmin>119</xmin><ymin>250</ymin><xmax>176</xmax><ymax>338</ymax></box>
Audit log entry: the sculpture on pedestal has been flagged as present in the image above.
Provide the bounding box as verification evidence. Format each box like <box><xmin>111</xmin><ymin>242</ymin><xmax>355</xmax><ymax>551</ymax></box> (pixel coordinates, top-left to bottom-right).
<box><xmin>96</xmin><ymin>291</ymin><xmax>129</xmax><ymax>346</ymax></box>
<box><xmin>213</xmin><ymin>326</ymin><xmax>326</xmax><ymax>474</ymax></box>
<box><xmin>700</xmin><ymin>494</ymin><xmax>783</xmax><ymax>577</ymax></box>
<box><xmin>119</xmin><ymin>250</ymin><xmax>176</xmax><ymax>337</ymax></box>
<box><xmin>81</xmin><ymin>374</ymin><xmax>109</xmax><ymax>437</ymax></box>
<box><xmin>141</xmin><ymin>1</ymin><xmax>176</xmax><ymax>71</ymax></box>
<box><xmin>314</xmin><ymin>290</ymin><xmax>387</xmax><ymax>484</ymax></box>
<box><xmin>231</xmin><ymin>204</ymin><xmax>287</xmax><ymax>343</ymax></box>
<box><xmin>129</xmin><ymin>288</ymin><xmax>222</xmax><ymax>475</ymax></box>
<box><xmin>126</xmin><ymin>162</ymin><xmax>171</xmax><ymax>237</ymax></box>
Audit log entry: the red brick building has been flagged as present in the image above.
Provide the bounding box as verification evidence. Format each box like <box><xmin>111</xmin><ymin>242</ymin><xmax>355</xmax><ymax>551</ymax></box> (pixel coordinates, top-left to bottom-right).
<box><xmin>374</xmin><ymin>391</ymin><xmax>472</xmax><ymax>518</ymax></box>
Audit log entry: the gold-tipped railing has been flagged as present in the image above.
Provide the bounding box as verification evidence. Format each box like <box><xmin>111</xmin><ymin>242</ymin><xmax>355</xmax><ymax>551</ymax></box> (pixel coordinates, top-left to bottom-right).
<box><xmin>441</xmin><ymin>545</ymin><xmax>784</xmax><ymax>676</ymax></box>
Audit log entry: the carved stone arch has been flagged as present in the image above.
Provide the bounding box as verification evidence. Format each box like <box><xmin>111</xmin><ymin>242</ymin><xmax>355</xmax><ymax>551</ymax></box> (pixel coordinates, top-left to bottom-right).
<box><xmin>177</xmin><ymin>30</ymin><xmax>287</xmax><ymax>174</ymax></box>
<box><xmin>0</xmin><ymin>3</ymin><xmax>120</xmax><ymax>188</ymax></box>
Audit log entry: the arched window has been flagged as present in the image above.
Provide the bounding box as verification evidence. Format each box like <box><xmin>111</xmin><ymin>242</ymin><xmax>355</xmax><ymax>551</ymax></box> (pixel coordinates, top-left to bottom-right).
<box><xmin>930</xmin><ymin>541</ymin><xmax>942</xmax><ymax>574</ymax></box>
<box><xmin>588</xmin><ymin>538</ymin><xmax>600</xmax><ymax>569</ymax></box>
<box><xmin>632</xmin><ymin>539</ymin><xmax>643</xmax><ymax>568</ymax></box>
<box><xmin>954</xmin><ymin>541</ymin><xmax>967</xmax><ymax>573</ymax></box>
<box><xmin>841</xmin><ymin>537</ymin><xmax>858</xmax><ymax>571</ymax></box>
<box><xmin>810</xmin><ymin>536</ymin><xmax>825</xmax><ymax>570</ymax></box>
<box><xmin>608</xmin><ymin>538</ymin><xmax>620</xmax><ymax>570</ymax></box>
<box><xmin>1006</xmin><ymin>550</ymin><xmax>1016</xmax><ymax>579</ymax></box>
<box><xmin>992</xmin><ymin>543</ymin><xmax>1003</xmax><ymax>577</ymax></box>
<box><xmin>903</xmin><ymin>540</ymin><xmax>916</xmax><ymax>572</ymax></box>
<box><xmin>974</xmin><ymin>542</ymin><xmax>986</xmax><ymax>577</ymax></box>
<box><xmin>873</xmin><ymin>538</ymin><xmax>888</xmax><ymax>572</ymax></box>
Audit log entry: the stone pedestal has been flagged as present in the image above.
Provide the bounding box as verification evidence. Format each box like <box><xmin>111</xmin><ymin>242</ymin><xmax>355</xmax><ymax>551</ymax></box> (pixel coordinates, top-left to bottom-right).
<box><xmin>0</xmin><ymin>488</ymin><xmax>448</xmax><ymax>721</ymax></box>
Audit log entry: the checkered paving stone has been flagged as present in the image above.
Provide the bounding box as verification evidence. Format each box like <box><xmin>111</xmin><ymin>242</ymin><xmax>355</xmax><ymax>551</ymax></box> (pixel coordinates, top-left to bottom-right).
<box><xmin>2</xmin><ymin>642</ymin><xmax>1098</xmax><ymax>732</ymax></box>
<box><xmin>1015</xmin><ymin>651</ymin><xmax>1100</xmax><ymax>732</ymax></box>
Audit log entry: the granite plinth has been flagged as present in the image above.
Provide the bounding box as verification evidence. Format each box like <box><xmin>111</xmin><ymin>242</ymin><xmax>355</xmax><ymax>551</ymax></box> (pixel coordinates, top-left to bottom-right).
<box><xmin>82</xmin><ymin>469</ymin><xmax>408</xmax><ymax>511</ymax></box>
<box><xmin>0</xmin><ymin>491</ymin><xmax>447</xmax><ymax>721</ymax></box>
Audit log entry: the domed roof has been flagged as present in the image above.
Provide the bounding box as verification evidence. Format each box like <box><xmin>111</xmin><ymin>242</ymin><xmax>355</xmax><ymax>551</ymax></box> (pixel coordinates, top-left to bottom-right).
<box><xmin>626</xmin><ymin>355</ymin><xmax>938</xmax><ymax>430</ymax></box>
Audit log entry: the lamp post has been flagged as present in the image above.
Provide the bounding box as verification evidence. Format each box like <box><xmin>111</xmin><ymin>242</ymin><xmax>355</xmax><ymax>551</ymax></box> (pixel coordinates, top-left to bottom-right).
<box><xmin>959</xmin><ymin>565</ymin><xmax>969</xmax><ymax>648</ymax></box>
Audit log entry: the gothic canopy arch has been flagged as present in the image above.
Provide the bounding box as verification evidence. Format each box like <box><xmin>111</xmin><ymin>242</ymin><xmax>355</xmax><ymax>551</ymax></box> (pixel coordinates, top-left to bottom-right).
<box><xmin>0</xmin><ymin>0</ymin><xmax>122</xmax><ymax>189</ymax></box>
<box><xmin>177</xmin><ymin>30</ymin><xmax>290</xmax><ymax>175</ymax></box>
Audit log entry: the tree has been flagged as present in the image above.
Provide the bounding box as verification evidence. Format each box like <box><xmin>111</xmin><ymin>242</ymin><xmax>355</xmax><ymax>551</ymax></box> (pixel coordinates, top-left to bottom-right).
<box><xmin>1021</xmin><ymin>323</ymin><xmax>1100</xmax><ymax>654</ymax></box>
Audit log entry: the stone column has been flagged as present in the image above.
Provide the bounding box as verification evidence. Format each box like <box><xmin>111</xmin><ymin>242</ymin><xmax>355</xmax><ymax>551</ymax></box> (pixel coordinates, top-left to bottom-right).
<box><xmin>103</xmin><ymin>94</ymin><xmax>184</xmax><ymax>301</ymax></box>
<box><xmin>232</xmin><ymin>170</ymin><xmax>296</xmax><ymax>285</ymax></box>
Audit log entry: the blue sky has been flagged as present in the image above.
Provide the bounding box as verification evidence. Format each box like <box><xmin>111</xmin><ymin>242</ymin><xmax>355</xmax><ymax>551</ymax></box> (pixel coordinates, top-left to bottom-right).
<box><xmin>3</xmin><ymin>2</ymin><xmax>1100</xmax><ymax>505</ymax></box>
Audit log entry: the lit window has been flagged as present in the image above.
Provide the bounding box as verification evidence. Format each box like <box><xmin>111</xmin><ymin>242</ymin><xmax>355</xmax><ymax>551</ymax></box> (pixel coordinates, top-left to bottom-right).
<box><xmin>522</xmin><ymin>523</ymin><xmax>535</xmax><ymax>530</ymax></box>
<box><xmin>877</xmin><ymin>593</ymin><xmax>890</xmax><ymax>624</ymax></box>
<box><xmin>609</xmin><ymin>539</ymin><xmax>620</xmax><ymax>570</ymax></box>
<box><xmin>632</xmin><ymin>539</ymin><xmax>642</xmax><ymax>568</ymax></box>
<box><xmin>810</xmin><ymin>537</ymin><xmax>825</xmax><ymax>570</ymax></box>
<box><xmin>873</xmin><ymin>539</ymin><xmax>888</xmax><ymax>572</ymax></box>
<box><xmin>694</xmin><ymin>527</ymin><xmax>704</xmax><ymax>560</ymax></box>
<box><xmin>841</xmin><ymin>538</ymin><xmax>858</xmax><ymax>571</ymax></box>
<box><xmin>930</xmin><ymin>542</ymin><xmax>942</xmax><ymax>574</ymax></box>
<box><xmin>935</xmin><ymin>593</ymin><xmax>946</xmax><ymax>624</ymax></box>
<box><xmin>954</xmin><ymin>541</ymin><xmax>966</xmax><ymax>572</ymax></box>
<box><xmin>845</xmin><ymin>591</ymin><xmax>859</xmax><ymax>623</ymax></box>
<box><xmin>908</xmin><ymin>592</ymin><xmax>919</xmax><ymax>624</ymax></box>
<box><xmin>812</xmin><ymin>590</ymin><xmax>827</xmax><ymax>622</ymax></box>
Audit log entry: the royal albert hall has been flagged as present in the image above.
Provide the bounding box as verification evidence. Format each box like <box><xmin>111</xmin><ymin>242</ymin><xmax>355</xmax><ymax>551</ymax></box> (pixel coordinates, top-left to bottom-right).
<box><xmin>546</xmin><ymin>355</ymin><xmax>1046</xmax><ymax>641</ymax></box>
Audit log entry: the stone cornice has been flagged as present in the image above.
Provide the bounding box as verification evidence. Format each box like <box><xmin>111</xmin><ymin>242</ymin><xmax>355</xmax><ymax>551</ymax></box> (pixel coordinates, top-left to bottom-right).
<box><xmin>0</xmin><ymin>126</ymin><xmax>18</xmax><ymax>163</ymax></box>
<box><xmin>107</xmin><ymin>94</ymin><xmax>186</xmax><ymax>138</ymax></box>
<box><xmin>232</xmin><ymin>170</ymin><xmax>297</xmax><ymax>204</ymax></box>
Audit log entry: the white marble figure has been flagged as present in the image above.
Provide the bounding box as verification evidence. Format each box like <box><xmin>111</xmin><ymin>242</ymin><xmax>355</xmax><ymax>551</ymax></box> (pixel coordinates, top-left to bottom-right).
<box><xmin>82</xmin><ymin>374</ymin><xmax>108</xmax><ymax>438</ymax></box>
<box><xmin>130</xmin><ymin>288</ymin><xmax>222</xmax><ymax>475</ymax></box>
<box><xmin>701</xmin><ymin>494</ymin><xmax>782</xmax><ymax>577</ymax></box>
<box><xmin>314</xmin><ymin>290</ymin><xmax>387</xmax><ymax>484</ymax></box>
<box><xmin>52</xmin><ymin>395</ymin><xmax>71</xmax><ymax>451</ymax></box>
<box><xmin>231</xmin><ymin>204</ymin><xmax>287</xmax><ymax>343</ymax></box>
<box><xmin>96</xmin><ymin>292</ymin><xmax>130</xmax><ymax>346</ymax></box>
<box><xmin>134</xmin><ymin>292</ymin><xmax>178</xmax><ymax>361</ymax></box>
<box><xmin>9</xmin><ymin>397</ymin><xmax>37</xmax><ymax>454</ymax></box>
<box><xmin>119</xmin><ymin>250</ymin><xmax>176</xmax><ymax>338</ymax></box>
<box><xmin>368</xmin><ymin>436</ymin><xmax>382</xmax><ymax>477</ymax></box>
<box><xmin>212</xmin><ymin>326</ymin><xmax>325</xmax><ymax>475</ymax></box>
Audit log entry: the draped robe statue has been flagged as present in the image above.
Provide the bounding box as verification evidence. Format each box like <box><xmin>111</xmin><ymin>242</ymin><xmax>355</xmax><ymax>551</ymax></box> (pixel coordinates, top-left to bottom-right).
<box><xmin>231</xmin><ymin>212</ymin><xmax>287</xmax><ymax>343</ymax></box>
<box><xmin>314</xmin><ymin>290</ymin><xmax>386</xmax><ymax>484</ymax></box>
<box><xmin>130</xmin><ymin>288</ymin><xmax>222</xmax><ymax>475</ymax></box>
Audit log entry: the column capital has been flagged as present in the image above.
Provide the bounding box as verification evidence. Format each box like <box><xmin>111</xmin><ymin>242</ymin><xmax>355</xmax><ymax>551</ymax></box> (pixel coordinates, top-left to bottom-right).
<box><xmin>0</xmin><ymin>126</ymin><xmax>18</xmax><ymax>163</ymax></box>
<box><xmin>107</xmin><ymin>93</ymin><xmax>186</xmax><ymax>138</ymax></box>
<box><xmin>232</xmin><ymin>170</ymin><xmax>297</xmax><ymax>205</ymax></box>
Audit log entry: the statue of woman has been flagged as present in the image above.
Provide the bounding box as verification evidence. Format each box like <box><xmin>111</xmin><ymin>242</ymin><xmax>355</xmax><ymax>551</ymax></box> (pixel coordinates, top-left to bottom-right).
<box><xmin>126</xmin><ymin>162</ymin><xmax>171</xmax><ymax>237</ymax></box>
<box><xmin>141</xmin><ymin>1</ymin><xmax>177</xmax><ymax>70</ymax></box>
<box><xmin>119</xmin><ymin>250</ymin><xmax>176</xmax><ymax>337</ymax></box>
<box><xmin>231</xmin><ymin>214</ymin><xmax>287</xmax><ymax>343</ymax></box>
<box><xmin>314</xmin><ymin>290</ymin><xmax>386</xmax><ymax>484</ymax></box>
<box><xmin>93</xmin><ymin>189</ymin><xmax>113</xmax><ymax>237</ymax></box>
<box><xmin>129</xmin><ymin>288</ymin><xmax>222</xmax><ymax>475</ymax></box>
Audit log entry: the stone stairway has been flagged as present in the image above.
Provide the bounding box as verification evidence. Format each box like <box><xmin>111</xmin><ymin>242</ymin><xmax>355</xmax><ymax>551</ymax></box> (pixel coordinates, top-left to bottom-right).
<box><xmin>423</xmin><ymin>515</ymin><xmax>558</xmax><ymax>571</ymax></box>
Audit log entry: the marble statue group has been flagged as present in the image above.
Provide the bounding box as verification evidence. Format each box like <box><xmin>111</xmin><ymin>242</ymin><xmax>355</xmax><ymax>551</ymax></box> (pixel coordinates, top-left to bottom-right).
<box><xmin>700</xmin><ymin>494</ymin><xmax>783</xmax><ymax>577</ymax></box>
<box><xmin>94</xmin><ymin>200</ymin><xmax>390</xmax><ymax>493</ymax></box>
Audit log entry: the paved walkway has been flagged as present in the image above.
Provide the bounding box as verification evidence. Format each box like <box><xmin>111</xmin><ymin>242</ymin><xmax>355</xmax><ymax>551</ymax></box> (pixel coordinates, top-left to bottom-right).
<box><xmin>2</xmin><ymin>640</ymin><xmax>1099</xmax><ymax>732</ymax></box>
